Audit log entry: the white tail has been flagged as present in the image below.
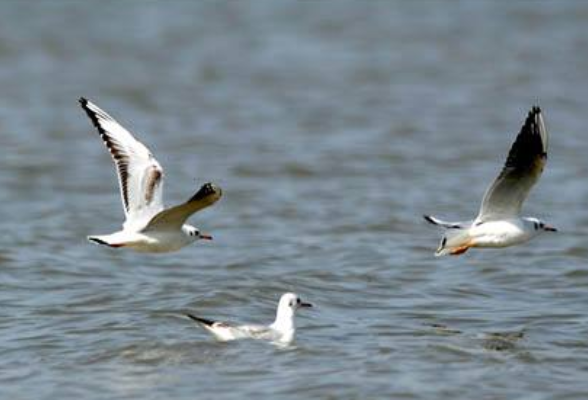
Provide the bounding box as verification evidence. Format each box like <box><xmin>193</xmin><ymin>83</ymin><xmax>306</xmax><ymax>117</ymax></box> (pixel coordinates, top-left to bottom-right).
<box><xmin>435</xmin><ymin>229</ymin><xmax>473</xmax><ymax>256</ymax></box>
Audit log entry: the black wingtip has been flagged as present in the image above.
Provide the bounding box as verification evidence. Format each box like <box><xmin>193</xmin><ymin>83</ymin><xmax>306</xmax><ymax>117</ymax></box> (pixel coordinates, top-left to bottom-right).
<box><xmin>523</xmin><ymin>105</ymin><xmax>545</xmax><ymax>140</ymax></box>
<box><xmin>189</xmin><ymin>182</ymin><xmax>222</xmax><ymax>202</ymax></box>
<box><xmin>78</xmin><ymin>97</ymin><xmax>104</xmax><ymax>131</ymax></box>
<box><xmin>78</xmin><ymin>97</ymin><xmax>94</xmax><ymax>118</ymax></box>
<box><xmin>523</xmin><ymin>106</ymin><xmax>542</xmax><ymax>127</ymax></box>
<box><xmin>423</xmin><ymin>215</ymin><xmax>435</xmax><ymax>224</ymax></box>
<box><xmin>186</xmin><ymin>313</ymin><xmax>215</xmax><ymax>327</ymax></box>
<box><xmin>505</xmin><ymin>105</ymin><xmax>548</xmax><ymax>169</ymax></box>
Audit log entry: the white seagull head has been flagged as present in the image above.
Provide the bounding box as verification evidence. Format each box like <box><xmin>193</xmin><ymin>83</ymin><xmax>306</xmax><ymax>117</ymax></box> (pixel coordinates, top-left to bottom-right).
<box><xmin>273</xmin><ymin>293</ymin><xmax>312</xmax><ymax>328</ymax></box>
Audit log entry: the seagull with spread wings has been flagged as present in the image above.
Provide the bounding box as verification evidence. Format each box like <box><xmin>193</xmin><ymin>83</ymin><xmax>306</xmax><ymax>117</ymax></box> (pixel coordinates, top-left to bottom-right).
<box><xmin>424</xmin><ymin>106</ymin><xmax>556</xmax><ymax>256</ymax></box>
<box><xmin>79</xmin><ymin>98</ymin><xmax>222</xmax><ymax>253</ymax></box>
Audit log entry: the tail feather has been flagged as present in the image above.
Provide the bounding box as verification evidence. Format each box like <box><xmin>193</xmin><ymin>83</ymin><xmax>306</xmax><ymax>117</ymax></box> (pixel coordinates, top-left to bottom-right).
<box><xmin>88</xmin><ymin>236</ymin><xmax>113</xmax><ymax>246</ymax></box>
<box><xmin>87</xmin><ymin>236</ymin><xmax>125</xmax><ymax>248</ymax></box>
<box><xmin>186</xmin><ymin>313</ymin><xmax>216</xmax><ymax>327</ymax></box>
<box><xmin>435</xmin><ymin>229</ymin><xmax>473</xmax><ymax>256</ymax></box>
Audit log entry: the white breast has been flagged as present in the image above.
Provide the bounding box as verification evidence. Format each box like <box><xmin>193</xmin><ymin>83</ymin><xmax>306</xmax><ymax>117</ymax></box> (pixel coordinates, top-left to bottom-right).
<box><xmin>469</xmin><ymin>219</ymin><xmax>536</xmax><ymax>248</ymax></box>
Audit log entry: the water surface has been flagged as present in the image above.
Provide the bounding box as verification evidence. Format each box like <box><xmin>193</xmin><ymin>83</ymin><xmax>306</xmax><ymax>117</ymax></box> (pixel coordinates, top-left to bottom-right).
<box><xmin>1</xmin><ymin>2</ymin><xmax>588</xmax><ymax>399</ymax></box>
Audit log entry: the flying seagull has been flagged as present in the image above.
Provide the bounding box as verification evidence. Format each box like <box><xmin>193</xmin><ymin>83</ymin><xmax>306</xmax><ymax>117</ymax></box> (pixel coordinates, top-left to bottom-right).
<box><xmin>424</xmin><ymin>106</ymin><xmax>556</xmax><ymax>256</ymax></box>
<box><xmin>79</xmin><ymin>97</ymin><xmax>222</xmax><ymax>253</ymax></box>
<box><xmin>186</xmin><ymin>293</ymin><xmax>312</xmax><ymax>345</ymax></box>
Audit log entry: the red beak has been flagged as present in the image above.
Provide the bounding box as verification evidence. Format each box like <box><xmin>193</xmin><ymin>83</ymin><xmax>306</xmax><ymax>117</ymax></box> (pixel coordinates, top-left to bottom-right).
<box><xmin>199</xmin><ymin>233</ymin><xmax>213</xmax><ymax>240</ymax></box>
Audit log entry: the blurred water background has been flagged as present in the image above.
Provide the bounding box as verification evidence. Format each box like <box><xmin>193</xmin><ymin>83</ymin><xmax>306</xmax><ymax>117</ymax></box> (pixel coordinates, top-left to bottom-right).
<box><xmin>1</xmin><ymin>1</ymin><xmax>588</xmax><ymax>399</ymax></box>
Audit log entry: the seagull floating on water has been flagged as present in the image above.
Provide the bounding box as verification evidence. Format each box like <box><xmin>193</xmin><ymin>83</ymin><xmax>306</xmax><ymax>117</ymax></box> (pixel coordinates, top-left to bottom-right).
<box><xmin>79</xmin><ymin>97</ymin><xmax>222</xmax><ymax>253</ymax></box>
<box><xmin>424</xmin><ymin>106</ymin><xmax>556</xmax><ymax>256</ymax></box>
<box><xmin>186</xmin><ymin>293</ymin><xmax>312</xmax><ymax>345</ymax></box>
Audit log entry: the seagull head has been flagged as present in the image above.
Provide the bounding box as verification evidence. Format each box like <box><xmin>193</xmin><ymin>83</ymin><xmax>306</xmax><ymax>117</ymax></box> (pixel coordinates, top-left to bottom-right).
<box><xmin>268</xmin><ymin>293</ymin><xmax>311</xmax><ymax>342</ymax></box>
<box><xmin>279</xmin><ymin>293</ymin><xmax>313</xmax><ymax>312</ymax></box>
<box><xmin>525</xmin><ymin>217</ymin><xmax>558</xmax><ymax>233</ymax></box>
<box><xmin>185</xmin><ymin>226</ymin><xmax>213</xmax><ymax>241</ymax></box>
<box><xmin>274</xmin><ymin>293</ymin><xmax>312</xmax><ymax>326</ymax></box>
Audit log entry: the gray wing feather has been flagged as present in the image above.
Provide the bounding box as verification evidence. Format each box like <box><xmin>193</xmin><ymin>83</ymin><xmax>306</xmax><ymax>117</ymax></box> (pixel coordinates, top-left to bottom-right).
<box><xmin>79</xmin><ymin>98</ymin><xmax>165</xmax><ymax>230</ymax></box>
<box><xmin>143</xmin><ymin>183</ymin><xmax>222</xmax><ymax>231</ymax></box>
<box><xmin>475</xmin><ymin>107</ymin><xmax>548</xmax><ymax>223</ymax></box>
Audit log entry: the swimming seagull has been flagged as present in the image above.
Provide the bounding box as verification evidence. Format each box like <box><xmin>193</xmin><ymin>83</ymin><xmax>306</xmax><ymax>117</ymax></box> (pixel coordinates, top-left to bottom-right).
<box><xmin>424</xmin><ymin>106</ymin><xmax>557</xmax><ymax>256</ymax></box>
<box><xmin>186</xmin><ymin>293</ymin><xmax>312</xmax><ymax>345</ymax></box>
<box><xmin>79</xmin><ymin>97</ymin><xmax>222</xmax><ymax>253</ymax></box>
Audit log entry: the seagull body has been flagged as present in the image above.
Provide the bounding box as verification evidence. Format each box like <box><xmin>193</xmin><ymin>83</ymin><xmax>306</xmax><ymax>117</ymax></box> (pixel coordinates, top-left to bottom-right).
<box><xmin>79</xmin><ymin>98</ymin><xmax>222</xmax><ymax>253</ymax></box>
<box><xmin>186</xmin><ymin>293</ymin><xmax>312</xmax><ymax>345</ymax></box>
<box><xmin>424</xmin><ymin>107</ymin><xmax>556</xmax><ymax>256</ymax></box>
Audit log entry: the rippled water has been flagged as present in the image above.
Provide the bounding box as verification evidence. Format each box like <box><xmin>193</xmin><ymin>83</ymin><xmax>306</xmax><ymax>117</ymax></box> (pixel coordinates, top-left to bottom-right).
<box><xmin>2</xmin><ymin>1</ymin><xmax>588</xmax><ymax>398</ymax></box>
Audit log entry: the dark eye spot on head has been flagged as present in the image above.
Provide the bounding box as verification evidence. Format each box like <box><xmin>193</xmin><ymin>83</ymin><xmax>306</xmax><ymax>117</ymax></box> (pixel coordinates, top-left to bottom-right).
<box><xmin>297</xmin><ymin>298</ymin><xmax>301</xmax><ymax>304</ymax></box>
<box><xmin>534</xmin><ymin>222</ymin><xmax>539</xmax><ymax>230</ymax></box>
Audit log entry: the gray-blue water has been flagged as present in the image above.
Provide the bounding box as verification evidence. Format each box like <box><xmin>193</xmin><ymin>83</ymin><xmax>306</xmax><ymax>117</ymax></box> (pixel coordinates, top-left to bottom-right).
<box><xmin>1</xmin><ymin>1</ymin><xmax>588</xmax><ymax>398</ymax></box>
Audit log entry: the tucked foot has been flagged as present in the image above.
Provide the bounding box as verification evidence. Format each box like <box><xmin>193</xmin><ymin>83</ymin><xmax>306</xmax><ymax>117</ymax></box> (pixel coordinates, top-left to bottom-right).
<box><xmin>449</xmin><ymin>245</ymin><xmax>471</xmax><ymax>256</ymax></box>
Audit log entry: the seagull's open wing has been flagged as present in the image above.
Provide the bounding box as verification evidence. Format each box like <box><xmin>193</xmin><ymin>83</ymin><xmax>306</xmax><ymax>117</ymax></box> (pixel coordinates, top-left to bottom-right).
<box><xmin>79</xmin><ymin>98</ymin><xmax>165</xmax><ymax>230</ymax></box>
<box><xmin>423</xmin><ymin>215</ymin><xmax>472</xmax><ymax>229</ymax></box>
<box><xmin>475</xmin><ymin>107</ymin><xmax>548</xmax><ymax>223</ymax></box>
<box><xmin>143</xmin><ymin>183</ymin><xmax>222</xmax><ymax>232</ymax></box>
